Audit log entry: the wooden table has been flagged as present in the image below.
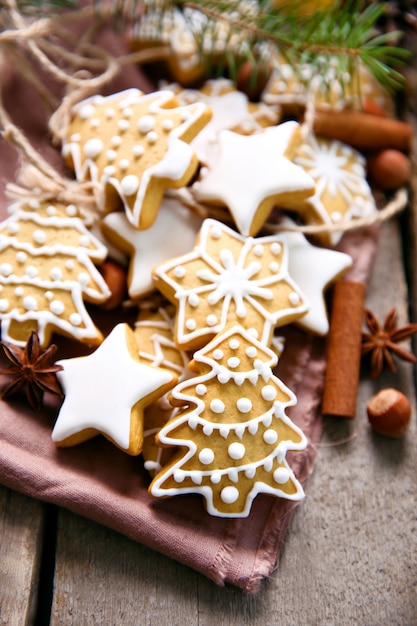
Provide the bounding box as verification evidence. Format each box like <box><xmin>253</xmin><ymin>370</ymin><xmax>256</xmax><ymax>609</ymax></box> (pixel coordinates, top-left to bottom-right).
<box><xmin>1</xmin><ymin>205</ymin><xmax>416</xmax><ymax>625</ymax></box>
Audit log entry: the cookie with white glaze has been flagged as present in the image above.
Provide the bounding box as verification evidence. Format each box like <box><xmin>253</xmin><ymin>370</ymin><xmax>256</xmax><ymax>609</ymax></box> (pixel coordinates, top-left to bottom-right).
<box><xmin>0</xmin><ymin>199</ymin><xmax>110</xmax><ymax>347</ymax></box>
<box><xmin>52</xmin><ymin>323</ymin><xmax>177</xmax><ymax>455</ymax></box>
<box><xmin>150</xmin><ymin>323</ymin><xmax>307</xmax><ymax>518</ymax></box>
<box><xmin>62</xmin><ymin>88</ymin><xmax>212</xmax><ymax>230</ymax></box>
<box><xmin>152</xmin><ymin>218</ymin><xmax>309</xmax><ymax>351</ymax></box>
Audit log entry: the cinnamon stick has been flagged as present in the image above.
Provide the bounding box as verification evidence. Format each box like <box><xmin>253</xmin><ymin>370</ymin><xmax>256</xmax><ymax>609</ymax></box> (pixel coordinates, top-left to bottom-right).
<box><xmin>312</xmin><ymin>109</ymin><xmax>413</xmax><ymax>153</ymax></box>
<box><xmin>322</xmin><ymin>280</ymin><xmax>366</xmax><ymax>419</ymax></box>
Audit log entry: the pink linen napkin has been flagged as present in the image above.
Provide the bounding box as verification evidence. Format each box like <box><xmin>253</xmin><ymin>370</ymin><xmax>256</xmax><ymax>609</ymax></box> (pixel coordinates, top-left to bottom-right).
<box><xmin>0</xmin><ymin>23</ymin><xmax>379</xmax><ymax>593</ymax></box>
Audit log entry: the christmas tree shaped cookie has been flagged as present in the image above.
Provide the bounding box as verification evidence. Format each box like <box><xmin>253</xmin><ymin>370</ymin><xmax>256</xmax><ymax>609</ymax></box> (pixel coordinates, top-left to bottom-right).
<box><xmin>152</xmin><ymin>218</ymin><xmax>309</xmax><ymax>351</ymax></box>
<box><xmin>0</xmin><ymin>199</ymin><xmax>110</xmax><ymax>347</ymax></box>
<box><xmin>62</xmin><ymin>88</ymin><xmax>212</xmax><ymax>230</ymax></box>
<box><xmin>134</xmin><ymin>307</ymin><xmax>191</xmax><ymax>475</ymax></box>
<box><xmin>150</xmin><ymin>323</ymin><xmax>307</xmax><ymax>518</ymax></box>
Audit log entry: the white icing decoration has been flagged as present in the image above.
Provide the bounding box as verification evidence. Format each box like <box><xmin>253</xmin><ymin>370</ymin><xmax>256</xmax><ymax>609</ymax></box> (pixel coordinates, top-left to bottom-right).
<box><xmin>50</xmin><ymin>300</ymin><xmax>65</xmax><ymax>315</ymax></box>
<box><xmin>146</xmin><ymin>131</ymin><xmax>158</xmax><ymax>144</ymax></box>
<box><xmin>69</xmin><ymin>313</ymin><xmax>82</xmax><ymax>326</ymax></box>
<box><xmin>220</xmin><ymin>486</ymin><xmax>239</xmax><ymax>504</ymax></box>
<box><xmin>229</xmin><ymin>338</ymin><xmax>240</xmax><ymax>350</ymax></box>
<box><xmin>0</xmin><ymin>299</ymin><xmax>9</xmax><ymax>311</ymax></box>
<box><xmin>236</xmin><ymin>397</ymin><xmax>252</xmax><ymax>413</ymax></box>
<box><xmin>118</xmin><ymin>119</ymin><xmax>129</xmax><ymax>132</ymax></box>
<box><xmin>106</xmin><ymin>150</ymin><xmax>117</xmax><ymax>162</ymax></box>
<box><xmin>119</xmin><ymin>159</ymin><xmax>130</xmax><ymax>170</ymax></box>
<box><xmin>199</xmin><ymin>448</ymin><xmax>214</xmax><ymax>464</ymax></box>
<box><xmin>273</xmin><ymin>467</ymin><xmax>290</xmax><ymax>484</ymax></box>
<box><xmin>228</xmin><ymin>442</ymin><xmax>245</xmax><ymax>460</ymax></box>
<box><xmin>206</xmin><ymin>314</ymin><xmax>217</xmax><ymax>326</ymax></box>
<box><xmin>262</xmin><ymin>385</ymin><xmax>277</xmax><ymax>401</ymax></box>
<box><xmin>83</xmin><ymin>138</ymin><xmax>103</xmax><ymax>158</ymax></box>
<box><xmin>25</xmin><ymin>266</ymin><xmax>37</xmax><ymax>278</ymax></box>
<box><xmin>111</xmin><ymin>135</ymin><xmax>122</xmax><ymax>147</ymax></box>
<box><xmin>137</xmin><ymin>115</ymin><xmax>155</xmax><ymax>133</ymax></box>
<box><xmin>213</xmin><ymin>349</ymin><xmax>223</xmax><ymax>360</ymax></box>
<box><xmin>185</xmin><ymin>318</ymin><xmax>197</xmax><ymax>331</ymax></box>
<box><xmin>174</xmin><ymin>266</ymin><xmax>186</xmax><ymax>278</ymax></box>
<box><xmin>132</xmin><ymin>145</ymin><xmax>144</xmax><ymax>157</ymax></box>
<box><xmin>210</xmin><ymin>399</ymin><xmax>225</xmax><ymax>413</ymax></box>
<box><xmin>120</xmin><ymin>175</ymin><xmax>139</xmax><ymax>196</ymax></box>
<box><xmin>263</xmin><ymin>429</ymin><xmax>278</xmax><ymax>444</ymax></box>
<box><xmin>1</xmin><ymin>263</ymin><xmax>12</xmax><ymax>276</ymax></box>
<box><xmin>23</xmin><ymin>295</ymin><xmax>37</xmax><ymax>310</ymax></box>
<box><xmin>195</xmin><ymin>384</ymin><xmax>207</xmax><ymax>396</ymax></box>
<box><xmin>16</xmin><ymin>252</ymin><xmax>27</xmax><ymax>263</ymax></box>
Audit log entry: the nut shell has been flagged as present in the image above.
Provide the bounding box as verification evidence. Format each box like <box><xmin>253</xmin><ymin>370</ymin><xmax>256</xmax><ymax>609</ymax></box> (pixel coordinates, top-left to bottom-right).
<box><xmin>366</xmin><ymin>388</ymin><xmax>412</xmax><ymax>438</ymax></box>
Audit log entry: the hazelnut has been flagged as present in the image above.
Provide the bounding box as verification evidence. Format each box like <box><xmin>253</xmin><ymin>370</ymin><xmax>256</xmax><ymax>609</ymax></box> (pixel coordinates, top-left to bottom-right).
<box><xmin>366</xmin><ymin>388</ymin><xmax>412</xmax><ymax>438</ymax></box>
<box><xmin>367</xmin><ymin>149</ymin><xmax>412</xmax><ymax>191</ymax></box>
<box><xmin>99</xmin><ymin>260</ymin><xmax>128</xmax><ymax>310</ymax></box>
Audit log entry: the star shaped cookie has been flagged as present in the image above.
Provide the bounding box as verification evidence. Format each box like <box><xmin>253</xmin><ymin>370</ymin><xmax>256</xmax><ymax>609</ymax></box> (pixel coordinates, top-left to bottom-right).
<box><xmin>192</xmin><ymin>121</ymin><xmax>315</xmax><ymax>236</ymax></box>
<box><xmin>100</xmin><ymin>197</ymin><xmax>203</xmax><ymax>300</ymax></box>
<box><xmin>51</xmin><ymin>323</ymin><xmax>177</xmax><ymax>455</ymax></box>
<box><xmin>62</xmin><ymin>88</ymin><xmax>212</xmax><ymax>230</ymax></box>
<box><xmin>278</xmin><ymin>218</ymin><xmax>352</xmax><ymax>335</ymax></box>
<box><xmin>152</xmin><ymin>218</ymin><xmax>309</xmax><ymax>351</ymax></box>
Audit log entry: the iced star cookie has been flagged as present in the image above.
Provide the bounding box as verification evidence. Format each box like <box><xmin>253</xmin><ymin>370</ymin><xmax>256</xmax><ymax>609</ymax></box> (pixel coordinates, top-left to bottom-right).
<box><xmin>168</xmin><ymin>78</ymin><xmax>280</xmax><ymax>166</ymax></box>
<box><xmin>0</xmin><ymin>199</ymin><xmax>110</xmax><ymax>347</ymax></box>
<box><xmin>62</xmin><ymin>88</ymin><xmax>212</xmax><ymax>230</ymax></box>
<box><xmin>152</xmin><ymin>218</ymin><xmax>309</xmax><ymax>351</ymax></box>
<box><xmin>134</xmin><ymin>307</ymin><xmax>191</xmax><ymax>475</ymax></box>
<box><xmin>292</xmin><ymin>134</ymin><xmax>377</xmax><ymax>246</ymax></box>
<box><xmin>100</xmin><ymin>197</ymin><xmax>203</xmax><ymax>300</ymax></box>
<box><xmin>149</xmin><ymin>323</ymin><xmax>307</xmax><ymax>518</ymax></box>
<box><xmin>192</xmin><ymin>121</ymin><xmax>315</xmax><ymax>236</ymax></box>
<box><xmin>52</xmin><ymin>323</ymin><xmax>177</xmax><ymax>455</ymax></box>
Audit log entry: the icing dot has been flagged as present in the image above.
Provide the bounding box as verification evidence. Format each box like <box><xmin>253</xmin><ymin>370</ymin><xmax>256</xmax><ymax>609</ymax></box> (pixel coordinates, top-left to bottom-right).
<box><xmin>185</xmin><ymin>318</ymin><xmax>197</xmax><ymax>331</ymax></box>
<box><xmin>7</xmin><ymin>222</ymin><xmax>18</xmax><ymax>234</ymax></box>
<box><xmin>83</xmin><ymin>138</ymin><xmax>103</xmax><ymax>159</ymax></box>
<box><xmin>147</xmin><ymin>131</ymin><xmax>158</xmax><ymax>144</ymax></box>
<box><xmin>78</xmin><ymin>104</ymin><xmax>94</xmax><ymax>119</ymax></box>
<box><xmin>16</xmin><ymin>252</ymin><xmax>27</xmax><ymax>263</ymax></box>
<box><xmin>25</xmin><ymin>266</ymin><xmax>37</xmax><ymax>278</ymax></box>
<box><xmin>77</xmin><ymin>272</ymin><xmax>89</xmax><ymax>287</ymax></box>
<box><xmin>122</xmin><ymin>107</ymin><xmax>133</xmax><ymax>118</ymax></box>
<box><xmin>237</xmin><ymin>398</ymin><xmax>252</xmax><ymax>413</ymax></box>
<box><xmin>210</xmin><ymin>225</ymin><xmax>222</xmax><ymax>239</ymax></box>
<box><xmin>118</xmin><ymin>119</ymin><xmax>129</xmax><ymax>132</ymax></box>
<box><xmin>119</xmin><ymin>158</ymin><xmax>130</xmax><ymax>170</ymax></box>
<box><xmin>211</xmin><ymin>470</ymin><xmax>221</xmax><ymax>484</ymax></box>
<box><xmin>46</xmin><ymin>205</ymin><xmax>57</xmax><ymax>216</ymax></box>
<box><xmin>14</xmin><ymin>287</ymin><xmax>23</xmax><ymax>297</ymax></box>
<box><xmin>70</xmin><ymin>133</ymin><xmax>80</xmax><ymax>142</ymax></box>
<box><xmin>106</xmin><ymin>150</ymin><xmax>117</xmax><ymax>162</ymax></box>
<box><xmin>173</xmin><ymin>470</ymin><xmax>185</xmax><ymax>483</ymax></box>
<box><xmin>180</xmin><ymin>110</ymin><xmax>191</xmax><ymax>121</ymax></box>
<box><xmin>28</xmin><ymin>199</ymin><xmax>40</xmax><ymax>209</ymax></box>
<box><xmin>246</xmin><ymin>346</ymin><xmax>257</xmax><ymax>358</ymax></box>
<box><xmin>213</xmin><ymin>349</ymin><xmax>223</xmax><ymax>360</ymax></box>
<box><xmin>65</xmin><ymin>260</ymin><xmax>75</xmax><ymax>270</ymax></box>
<box><xmin>273</xmin><ymin>467</ymin><xmax>290</xmax><ymax>484</ymax></box>
<box><xmin>173</xmin><ymin>265</ymin><xmax>186</xmax><ymax>278</ymax></box>
<box><xmin>111</xmin><ymin>135</ymin><xmax>122</xmax><ymax>147</ymax></box>
<box><xmin>227</xmin><ymin>356</ymin><xmax>240</xmax><ymax>369</ymax></box>
<box><xmin>195</xmin><ymin>384</ymin><xmax>207</xmax><ymax>396</ymax></box>
<box><xmin>206</xmin><ymin>314</ymin><xmax>217</xmax><ymax>327</ymax></box>
<box><xmin>229</xmin><ymin>339</ymin><xmax>240</xmax><ymax>350</ymax></box>
<box><xmin>69</xmin><ymin>313</ymin><xmax>82</xmax><ymax>326</ymax></box>
<box><xmin>248</xmin><ymin>328</ymin><xmax>259</xmax><ymax>339</ymax></box>
<box><xmin>210</xmin><ymin>399</ymin><xmax>225</xmax><ymax>413</ymax></box>
<box><xmin>120</xmin><ymin>175</ymin><xmax>139</xmax><ymax>196</ymax></box>
<box><xmin>104</xmin><ymin>165</ymin><xmax>116</xmax><ymax>177</ymax></box>
<box><xmin>289</xmin><ymin>292</ymin><xmax>300</xmax><ymax>305</ymax></box>
<box><xmin>262</xmin><ymin>385</ymin><xmax>277</xmax><ymax>401</ymax></box>
<box><xmin>263</xmin><ymin>429</ymin><xmax>278</xmax><ymax>444</ymax></box>
<box><xmin>253</xmin><ymin>244</ymin><xmax>264</xmax><ymax>257</ymax></box>
<box><xmin>220</xmin><ymin>486</ymin><xmax>239</xmax><ymax>504</ymax></box>
<box><xmin>269</xmin><ymin>261</ymin><xmax>279</xmax><ymax>273</ymax></box>
<box><xmin>23</xmin><ymin>295</ymin><xmax>37</xmax><ymax>311</ymax></box>
<box><xmin>199</xmin><ymin>448</ymin><xmax>214</xmax><ymax>465</ymax></box>
<box><xmin>137</xmin><ymin>115</ymin><xmax>155</xmax><ymax>133</ymax></box>
<box><xmin>188</xmin><ymin>293</ymin><xmax>199</xmax><ymax>307</ymax></box>
<box><xmin>132</xmin><ymin>144</ymin><xmax>144</xmax><ymax>157</ymax></box>
<box><xmin>331</xmin><ymin>211</ymin><xmax>343</xmax><ymax>223</ymax></box>
<box><xmin>162</xmin><ymin>119</ymin><xmax>174</xmax><ymax>131</ymax></box>
<box><xmin>33</xmin><ymin>229</ymin><xmax>46</xmax><ymax>245</ymax></box>
<box><xmin>50</xmin><ymin>300</ymin><xmax>65</xmax><ymax>315</ymax></box>
<box><xmin>78</xmin><ymin>235</ymin><xmax>89</xmax><ymax>248</ymax></box>
<box><xmin>270</xmin><ymin>242</ymin><xmax>282</xmax><ymax>255</ymax></box>
<box><xmin>45</xmin><ymin>291</ymin><xmax>53</xmax><ymax>300</ymax></box>
<box><xmin>0</xmin><ymin>263</ymin><xmax>12</xmax><ymax>276</ymax></box>
<box><xmin>65</xmin><ymin>204</ymin><xmax>77</xmax><ymax>217</ymax></box>
<box><xmin>228</xmin><ymin>442</ymin><xmax>245</xmax><ymax>460</ymax></box>
<box><xmin>90</xmin><ymin>118</ymin><xmax>100</xmax><ymax>129</ymax></box>
<box><xmin>0</xmin><ymin>299</ymin><xmax>9</xmax><ymax>312</ymax></box>
<box><xmin>50</xmin><ymin>268</ymin><xmax>63</xmax><ymax>281</ymax></box>
<box><xmin>105</xmin><ymin>107</ymin><xmax>115</xmax><ymax>119</ymax></box>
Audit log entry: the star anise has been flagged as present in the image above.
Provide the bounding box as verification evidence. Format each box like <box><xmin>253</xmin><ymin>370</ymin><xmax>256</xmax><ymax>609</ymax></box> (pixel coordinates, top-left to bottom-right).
<box><xmin>0</xmin><ymin>331</ymin><xmax>64</xmax><ymax>410</ymax></box>
<box><xmin>361</xmin><ymin>307</ymin><xmax>417</xmax><ymax>379</ymax></box>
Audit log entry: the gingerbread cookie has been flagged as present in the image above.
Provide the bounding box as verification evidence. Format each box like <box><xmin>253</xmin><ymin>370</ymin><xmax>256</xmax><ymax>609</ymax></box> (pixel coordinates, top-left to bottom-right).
<box><xmin>62</xmin><ymin>88</ymin><xmax>212</xmax><ymax>230</ymax></box>
<box><xmin>152</xmin><ymin>218</ymin><xmax>309</xmax><ymax>351</ymax></box>
<box><xmin>167</xmin><ymin>78</ymin><xmax>280</xmax><ymax>166</ymax></box>
<box><xmin>150</xmin><ymin>323</ymin><xmax>307</xmax><ymax>518</ymax></box>
<box><xmin>292</xmin><ymin>133</ymin><xmax>377</xmax><ymax>246</ymax></box>
<box><xmin>0</xmin><ymin>199</ymin><xmax>110</xmax><ymax>347</ymax></box>
<box><xmin>51</xmin><ymin>323</ymin><xmax>177</xmax><ymax>455</ymax></box>
<box><xmin>192</xmin><ymin>121</ymin><xmax>315</xmax><ymax>236</ymax></box>
<box><xmin>134</xmin><ymin>307</ymin><xmax>191</xmax><ymax>475</ymax></box>
<box><xmin>100</xmin><ymin>196</ymin><xmax>203</xmax><ymax>300</ymax></box>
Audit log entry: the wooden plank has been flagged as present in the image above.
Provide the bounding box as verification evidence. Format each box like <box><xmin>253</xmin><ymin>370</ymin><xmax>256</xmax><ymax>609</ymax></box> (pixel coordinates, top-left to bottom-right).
<box><xmin>0</xmin><ymin>485</ymin><xmax>45</xmax><ymax>626</ymax></box>
<box><xmin>49</xmin><ymin>216</ymin><xmax>417</xmax><ymax>624</ymax></box>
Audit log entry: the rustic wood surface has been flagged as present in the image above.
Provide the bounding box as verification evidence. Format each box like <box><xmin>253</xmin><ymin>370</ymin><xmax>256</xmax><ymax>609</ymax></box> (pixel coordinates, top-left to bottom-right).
<box><xmin>1</xmin><ymin>214</ymin><xmax>416</xmax><ymax>626</ymax></box>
